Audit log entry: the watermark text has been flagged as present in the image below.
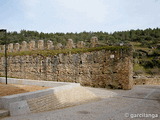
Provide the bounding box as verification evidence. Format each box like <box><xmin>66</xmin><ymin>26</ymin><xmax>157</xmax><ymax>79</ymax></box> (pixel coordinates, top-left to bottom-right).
<box><xmin>125</xmin><ymin>113</ymin><xmax>159</xmax><ymax>119</ymax></box>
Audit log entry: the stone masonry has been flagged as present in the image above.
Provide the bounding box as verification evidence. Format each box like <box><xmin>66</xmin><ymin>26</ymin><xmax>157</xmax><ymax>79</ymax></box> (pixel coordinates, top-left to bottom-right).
<box><xmin>90</xmin><ymin>36</ymin><xmax>99</xmax><ymax>47</ymax></box>
<box><xmin>0</xmin><ymin>50</ymin><xmax>133</xmax><ymax>90</ymax></box>
<box><xmin>0</xmin><ymin>38</ymin><xmax>133</xmax><ymax>89</ymax></box>
<box><xmin>0</xmin><ymin>38</ymin><xmax>96</xmax><ymax>53</ymax></box>
<box><xmin>65</xmin><ymin>39</ymin><xmax>75</xmax><ymax>49</ymax></box>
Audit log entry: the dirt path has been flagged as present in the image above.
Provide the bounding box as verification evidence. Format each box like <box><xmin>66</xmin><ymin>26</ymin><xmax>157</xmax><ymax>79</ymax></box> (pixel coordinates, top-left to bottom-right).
<box><xmin>0</xmin><ymin>83</ymin><xmax>50</xmax><ymax>97</ymax></box>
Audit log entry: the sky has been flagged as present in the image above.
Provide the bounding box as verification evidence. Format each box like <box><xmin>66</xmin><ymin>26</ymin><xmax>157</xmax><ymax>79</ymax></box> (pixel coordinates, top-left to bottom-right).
<box><xmin>0</xmin><ymin>0</ymin><xmax>160</xmax><ymax>33</ymax></box>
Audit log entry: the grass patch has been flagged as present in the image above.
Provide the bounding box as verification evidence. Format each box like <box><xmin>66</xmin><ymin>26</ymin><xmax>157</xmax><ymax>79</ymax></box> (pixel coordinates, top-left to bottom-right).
<box><xmin>134</xmin><ymin>63</ymin><xmax>145</xmax><ymax>71</ymax></box>
<box><xmin>0</xmin><ymin>46</ymin><xmax>130</xmax><ymax>57</ymax></box>
<box><xmin>133</xmin><ymin>63</ymin><xmax>146</xmax><ymax>75</ymax></box>
<box><xmin>130</xmin><ymin>42</ymin><xmax>141</xmax><ymax>46</ymax></box>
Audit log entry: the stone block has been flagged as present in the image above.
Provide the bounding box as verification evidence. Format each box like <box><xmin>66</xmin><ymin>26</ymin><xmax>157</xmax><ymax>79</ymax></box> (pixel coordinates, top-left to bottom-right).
<box><xmin>9</xmin><ymin>100</ymin><xmax>31</xmax><ymax>116</ymax></box>
<box><xmin>66</xmin><ymin>39</ymin><xmax>75</xmax><ymax>49</ymax></box>
<box><xmin>29</xmin><ymin>40</ymin><xmax>36</xmax><ymax>50</ymax></box>
<box><xmin>21</xmin><ymin>41</ymin><xmax>28</xmax><ymax>51</ymax></box>
<box><xmin>90</xmin><ymin>36</ymin><xmax>99</xmax><ymax>47</ymax></box>
<box><xmin>77</xmin><ymin>41</ymin><xmax>85</xmax><ymax>48</ymax></box>
<box><xmin>14</xmin><ymin>43</ymin><xmax>20</xmax><ymax>51</ymax></box>
<box><xmin>1</xmin><ymin>45</ymin><xmax>5</xmax><ymax>53</ymax></box>
<box><xmin>8</xmin><ymin>43</ymin><xmax>13</xmax><ymax>52</ymax></box>
<box><xmin>47</xmin><ymin>40</ymin><xmax>54</xmax><ymax>50</ymax></box>
<box><xmin>38</xmin><ymin>40</ymin><xmax>44</xmax><ymax>50</ymax></box>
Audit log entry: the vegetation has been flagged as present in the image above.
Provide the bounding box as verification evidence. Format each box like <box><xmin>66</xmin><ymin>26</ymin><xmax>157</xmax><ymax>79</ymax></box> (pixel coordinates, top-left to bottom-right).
<box><xmin>0</xmin><ymin>28</ymin><xmax>160</xmax><ymax>75</ymax></box>
<box><xmin>0</xmin><ymin>46</ymin><xmax>129</xmax><ymax>57</ymax></box>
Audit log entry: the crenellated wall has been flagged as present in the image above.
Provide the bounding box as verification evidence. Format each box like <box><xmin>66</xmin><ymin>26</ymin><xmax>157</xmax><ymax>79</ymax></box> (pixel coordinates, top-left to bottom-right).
<box><xmin>0</xmin><ymin>37</ymin><xmax>99</xmax><ymax>53</ymax></box>
<box><xmin>0</xmin><ymin>37</ymin><xmax>133</xmax><ymax>89</ymax></box>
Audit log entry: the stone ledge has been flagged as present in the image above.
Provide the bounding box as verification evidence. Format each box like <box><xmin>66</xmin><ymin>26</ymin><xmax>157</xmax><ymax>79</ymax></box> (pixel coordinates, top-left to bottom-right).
<box><xmin>0</xmin><ymin>78</ymin><xmax>99</xmax><ymax>116</ymax></box>
<box><xmin>0</xmin><ymin>77</ymin><xmax>73</xmax><ymax>87</ymax></box>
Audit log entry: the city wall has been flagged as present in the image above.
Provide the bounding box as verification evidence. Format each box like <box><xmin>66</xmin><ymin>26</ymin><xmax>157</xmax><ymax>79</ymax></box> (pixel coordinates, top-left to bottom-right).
<box><xmin>0</xmin><ymin>37</ymin><xmax>133</xmax><ymax>89</ymax></box>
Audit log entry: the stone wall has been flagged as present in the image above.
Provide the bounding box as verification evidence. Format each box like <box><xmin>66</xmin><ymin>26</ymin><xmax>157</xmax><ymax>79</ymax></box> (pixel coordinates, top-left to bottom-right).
<box><xmin>0</xmin><ymin>37</ymin><xmax>99</xmax><ymax>53</ymax></box>
<box><xmin>0</xmin><ymin>49</ymin><xmax>133</xmax><ymax>90</ymax></box>
<box><xmin>134</xmin><ymin>76</ymin><xmax>160</xmax><ymax>85</ymax></box>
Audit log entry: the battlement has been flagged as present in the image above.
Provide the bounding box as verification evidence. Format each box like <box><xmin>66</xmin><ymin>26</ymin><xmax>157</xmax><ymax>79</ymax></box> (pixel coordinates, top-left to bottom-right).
<box><xmin>0</xmin><ymin>37</ymin><xmax>99</xmax><ymax>53</ymax></box>
<box><xmin>0</xmin><ymin>36</ymin><xmax>133</xmax><ymax>90</ymax></box>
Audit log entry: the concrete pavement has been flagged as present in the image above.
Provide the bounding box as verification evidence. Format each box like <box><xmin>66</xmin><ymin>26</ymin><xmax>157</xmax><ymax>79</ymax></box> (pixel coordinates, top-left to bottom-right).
<box><xmin>2</xmin><ymin>85</ymin><xmax>160</xmax><ymax>120</ymax></box>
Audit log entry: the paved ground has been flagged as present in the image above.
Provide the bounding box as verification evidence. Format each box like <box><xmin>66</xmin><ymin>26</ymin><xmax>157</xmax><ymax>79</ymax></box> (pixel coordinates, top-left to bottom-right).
<box><xmin>2</xmin><ymin>85</ymin><xmax>160</xmax><ymax>120</ymax></box>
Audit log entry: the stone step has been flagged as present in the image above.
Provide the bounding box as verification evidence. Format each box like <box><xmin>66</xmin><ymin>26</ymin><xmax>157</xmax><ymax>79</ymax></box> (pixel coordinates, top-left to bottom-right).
<box><xmin>0</xmin><ymin>109</ymin><xmax>9</xmax><ymax>118</ymax></box>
